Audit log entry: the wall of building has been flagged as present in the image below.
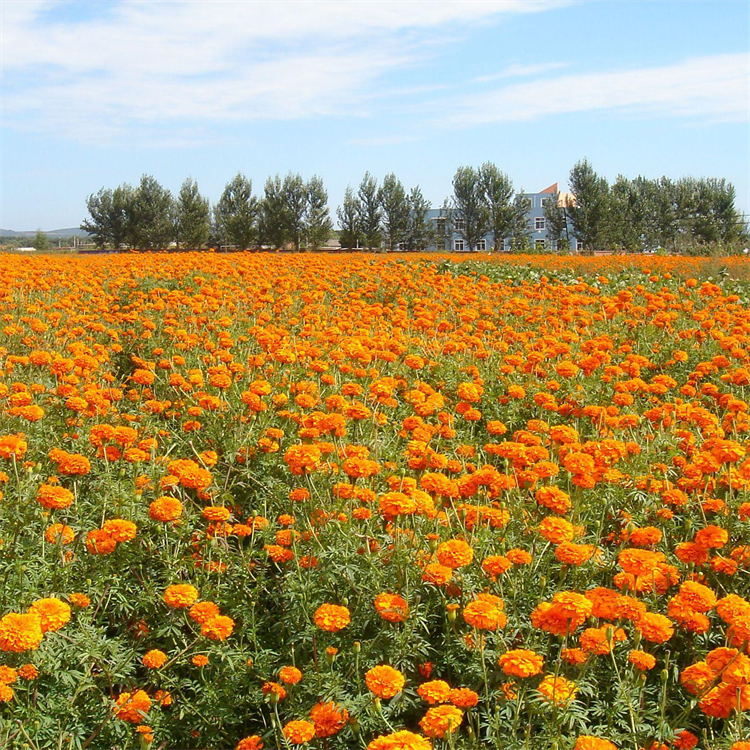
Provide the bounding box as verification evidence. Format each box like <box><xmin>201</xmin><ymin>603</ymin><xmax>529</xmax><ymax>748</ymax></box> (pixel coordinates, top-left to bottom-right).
<box><xmin>425</xmin><ymin>192</ymin><xmax>580</xmax><ymax>252</ymax></box>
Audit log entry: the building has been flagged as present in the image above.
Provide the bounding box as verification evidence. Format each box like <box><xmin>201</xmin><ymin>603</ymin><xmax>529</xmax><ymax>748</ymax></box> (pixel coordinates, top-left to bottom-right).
<box><xmin>426</xmin><ymin>182</ymin><xmax>581</xmax><ymax>253</ymax></box>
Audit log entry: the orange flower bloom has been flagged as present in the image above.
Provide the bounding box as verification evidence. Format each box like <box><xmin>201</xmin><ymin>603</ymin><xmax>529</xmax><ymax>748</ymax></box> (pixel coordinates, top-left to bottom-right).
<box><xmin>365</xmin><ymin>665</ymin><xmax>405</xmax><ymax>699</ymax></box>
<box><xmin>163</xmin><ymin>584</ymin><xmax>199</xmax><ymax>609</ymax></box>
<box><xmin>498</xmin><ymin>649</ymin><xmax>544</xmax><ymax>678</ymax></box>
<box><xmin>282</xmin><ymin>719</ymin><xmax>316</xmax><ymax>744</ymax></box>
<box><xmin>313</xmin><ymin>603</ymin><xmax>351</xmax><ymax>632</ymax></box>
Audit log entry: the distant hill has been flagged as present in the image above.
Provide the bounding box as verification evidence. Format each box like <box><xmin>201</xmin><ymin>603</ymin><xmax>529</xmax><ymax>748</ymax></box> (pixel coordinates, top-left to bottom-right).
<box><xmin>0</xmin><ymin>227</ymin><xmax>90</xmax><ymax>238</ymax></box>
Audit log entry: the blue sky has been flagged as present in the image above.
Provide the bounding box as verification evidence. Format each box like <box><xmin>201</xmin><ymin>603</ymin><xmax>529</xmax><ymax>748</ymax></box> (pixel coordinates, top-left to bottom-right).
<box><xmin>1</xmin><ymin>0</ymin><xmax>748</xmax><ymax>230</ymax></box>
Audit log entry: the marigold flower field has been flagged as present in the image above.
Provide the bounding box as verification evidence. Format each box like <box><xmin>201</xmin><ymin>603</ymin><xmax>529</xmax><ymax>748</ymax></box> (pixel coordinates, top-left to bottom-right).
<box><xmin>1</xmin><ymin>252</ymin><xmax>750</xmax><ymax>750</ymax></box>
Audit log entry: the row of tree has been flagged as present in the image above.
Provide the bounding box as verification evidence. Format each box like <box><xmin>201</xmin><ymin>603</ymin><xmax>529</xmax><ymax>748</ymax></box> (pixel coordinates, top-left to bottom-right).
<box><xmin>440</xmin><ymin>163</ymin><xmax>534</xmax><ymax>252</ymax></box>
<box><xmin>337</xmin><ymin>173</ymin><xmax>432</xmax><ymax>251</ymax></box>
<box><xmin>81</xmin><ymin>161</ymin><xmax>746</xmax><ymax>253</ymax></box>
<box><xmin>554</xmin><ymin>161</ymin><xmax>745</xmax><ymax>253</ymax></box>
<box><xmin>82</xmin><ymin>174</ymin><xmax>333</xmax><ymax>251</ymax></box>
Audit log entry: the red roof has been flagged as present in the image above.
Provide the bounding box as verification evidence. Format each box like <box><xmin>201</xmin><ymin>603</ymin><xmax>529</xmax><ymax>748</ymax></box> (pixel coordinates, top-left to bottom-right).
<box><xmin>539</xmin><ymin>182</ymin><xmax>558</xmax><ymax>194</ymax></box>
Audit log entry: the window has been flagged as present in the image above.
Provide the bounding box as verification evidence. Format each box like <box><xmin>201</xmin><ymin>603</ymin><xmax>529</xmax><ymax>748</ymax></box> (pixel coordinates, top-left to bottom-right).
<box><xmin>541</xmin><ymin>197</ymin><xmax>550</xmax><ymax>207</ymax></box>
<box><xmin>535</xmin><ymin>239</ymin><xmax>546</xmax><ymax>250</ymax></box>
<box><xmin>436</xmin><ymin>219</ymin><xmax>446</xmax><ymax>235</ymax></box>
<box><xmin>576</xmin><ymin>240</ymin><xmax>584</xmax><ymax>252</ymax></box>
<box><xmin>454</xmin><ymin>218</ymin><xmax>466</xmax><ymax>232</ymax></box>
<box><xmin>396</xmin><ymin>242</ymin><xmax>408</xmax><ymax>252</ymax></box>
<box><xmin>454</xmin><ymin>239</ymin><xmax>465</xmax><ymax>252</ymax></box>
<box><xmin>534</xmin><ymin>217</ymin><xmax>546</xmax><ymax>231</ymax></box>
<box><xmin>476</xmin><ymin>239</ymin><xmax>487</xmax><ymax>252</ymax></box>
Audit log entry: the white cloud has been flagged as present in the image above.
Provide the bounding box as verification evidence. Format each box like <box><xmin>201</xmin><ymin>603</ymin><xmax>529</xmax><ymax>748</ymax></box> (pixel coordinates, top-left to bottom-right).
<box><xmin>0</xmin><ymin>0</ymin><xmax>570</xmax><ymax>142</ymax></box>
<box><xmin>443</xmin><ymin>53</ymin><xmax>750</xmax><ymax>125</ymax></box>
<box><xmin>348</xmin><ymin>135</ymin><xmax>422</xmax><ymax>147</ymax></box>
<box><xmin>471</xmin><ymin>62</ymin><xmax>569</xmax><ymax>83</ymax></box>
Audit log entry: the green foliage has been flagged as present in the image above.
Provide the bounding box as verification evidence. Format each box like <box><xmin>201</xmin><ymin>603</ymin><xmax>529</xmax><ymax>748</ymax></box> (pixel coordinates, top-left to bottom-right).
<box><xmin>303</xmin><ymin>176</ymin><xmax>333</xmax><ymax>252</ymax></box>
<box><xmin>337</xmin><ymin>186</ymin><xmax>362</xmax><ymax>250</ymax></box>
<box><xmin>358</xmin><ymin>172</ymin><xmax>383</xmax><ymax>251</ymax></box>
<box><xmin>214</xmin><ymin>173</ymin><xmax>258</xmax><ymax>249</ymax></box>
<box><xmin>175</xmin><ymin>178</ymin><xmax>211</xmax><ymax>249</ymax></box>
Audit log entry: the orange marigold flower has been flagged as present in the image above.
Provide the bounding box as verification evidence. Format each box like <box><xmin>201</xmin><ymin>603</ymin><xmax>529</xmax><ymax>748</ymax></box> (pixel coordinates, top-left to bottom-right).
<box><xmin>148</xmin><ymin>496</ymin><xmax>183</xmax><ymax>522</ymax></box>
<box><xmin>537</xmin><ymin>675</ymin><xmax>577</xmax><ymax>705</ymax></box>
<box><xmin>314</xmin><ymin>603</ymin><xmax>351</xmax><ymax>632</ymax></box>
<box><xmin>436</xmin><ymin>539</ymin><xmax>473</xmax><ymax>569</ymax></box>
<box><xmin>417</xmin><ymin>679</ymin><xmax>451</xmax><ymax>705</ymax></box>
<box><xmin>0</xmin><ymin>612</ymin><xmax>44</xmax><ymax>652</ymax></box>
<box><xmin>419</xmin><ymin>705</ymin><xmax>463</xmax><ymax>738</ymax></box>
<box><xmin>0</xmin><ymin>435</ymin><xmax>27</xmax><ymax>460</ymax></box>
<box><xmin>462</xmin><ymin>595</ymin><xmax>506</xmax><ymax>631</ymax></box>
<box><xmin>201</xmin><ymin>615</ymin><xmax>234</xmax><ymax>641</ymax></box>
<box><xmin>374</xmin><ymin>593</ymin><xmax>410</xmax><ymax>623</ymax></box>
<box><xmin>236</xmin><ymin>736</ymin><xmax>264</xmax><ymax>750</ymax></box>
<box><xmin>189</xmin><ymin>601</ymin><xmax>220</xmax><ymax>625</ymax></box>
<box><xmin>114</xmin><ymin>690</ymin><xmax>151</xmax><ymax>723</ymax></box>
<box><xmin>539</xmin><ymin>516</ymin><xmax>577</xmax><ymax>545</ymax></box>
<box><xmin>449</xmin><ymin>687</ymin><xmax>479</xmax><ymax>708</ymax></box>
<box><xmin>482</xmin><ymin>555</ymin><xmax>511</xmax><ymax>577</ymax></box>
<box><xmin>694</xmin><ymin>524</ymin><xmax>729</xmax><ymax>549</ymax></box>
<box><xmin>498</xmin><ymin>649</ymin><xmax>544</xmax><ymax>678</ymax></box>
<box><xmin>283</xmin><ymin>719</ymin><xmax>316</xmax><ymax>744</ymax></box>
<box><xmin>365</xmin><ymin>665</ymin><xmax>405</xmax><ymax>699</ymax></box>
<box><xmin>202</xmin><ymin>505</ymin><xmax>231</xmax><ymax>522</ymax></box>
<box><xmin>142</xmin><ymin>649</ymin><xmax>167</xmax><ymax>669</ymax></box>
<box><xmin>636</xmin><ymin>612</ymin><xmax>674</xmax><ymax>644</ymax></box>
<box><xmin>163</xmin><ymin>584</ymin><xmax>199</xmax><ymax>609</ymax></box>
<box><xmin>0</xmin><ymin>665</ymin><xmax>17</xmax><ymax>684</ymax></box>
<box><xmin>18</xmin><ymin>663</ymin><xmax>38</xmax><ymax>680</ymax></box>
<box><xmin>192</xmin><ymin>654</ymin><xmax>209</xmax><ymax>667</ymax></box>
<box><xmin>45</xmin><ymin>523</ymin><xmax>74</xmax><ymax>545</ymax></box>
<box><xmin>309</xmin><ymin>701</ymin><xmax>349</xmax><ymax>738</ymax></box>
<box><xmin>421</xmin><ymin>563</ymin><xmax>453</xmax><ymax>585</ymax></box>
<box><xmin>279</xmin><ymin>666</ymin><xmax>302</xmax><ymax>685</ymax></box>
<box><xmin>367</xmin><ymin>731</ymin><xmax>432</xmax><ymax>750</ymax></box>
<box><xmin>535</xmin><ymin>486</ymin><xmax>571</xmax><ymax>515</ymax></box>
<box><xmin>69</xmin><ymin>593</ymin><xmax>90</xmax><ymax>608</ymax></box>
<box><xmin>574</xmin><ymin>736</ymin><xmax>617</xmax><ymax>750</ymax></box>
<box><xmin>102</xmin><ymin>519</ymin><xmax>137</xmax><ymax>543</ymax></box>
<box><xmin>27</xmin><ymin>598</ymin><xmax>70</xmax><ymax>633</ymax></box>
<box><xmin>628</xmin><ymin>650</ymin><xmax>657</xmax><ymax>671</ymax></box>
<box><xmin>36</xmin><ymin>484</ymin><xmax>74</xmax><ymax>510</ymax></box>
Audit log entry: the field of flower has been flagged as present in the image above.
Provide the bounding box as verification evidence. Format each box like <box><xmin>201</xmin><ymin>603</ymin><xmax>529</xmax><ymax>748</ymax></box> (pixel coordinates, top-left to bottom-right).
<box><xmin>1</xmin><ymin>251</ymin><xmax>750</xmax><ymax>750</ymax></box>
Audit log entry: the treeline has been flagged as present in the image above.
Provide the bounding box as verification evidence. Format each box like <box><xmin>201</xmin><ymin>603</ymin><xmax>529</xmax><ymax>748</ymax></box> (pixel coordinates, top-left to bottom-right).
<box><xmin>560</xmin><ymin>160</ymin><xmax>746</xmax><ymax>253</ymax></box>
<box><xmin>81</xmin><ymin>172</ymin><xmax>436</xmax><ymax>252</ymax></box>
<box><xmin>440</xmin><ymin>163</ymin><xmax>536</xmax><ymax>251</ymax></box>
<box><xmin>82</xmin><ymin>174</ymin><xmax>333</xmax><ymax>251</ymax></box>
<box><xmin>81</xmin><ymin>160</ymin><xmax>747</xmax><ymax>253</ymax></box>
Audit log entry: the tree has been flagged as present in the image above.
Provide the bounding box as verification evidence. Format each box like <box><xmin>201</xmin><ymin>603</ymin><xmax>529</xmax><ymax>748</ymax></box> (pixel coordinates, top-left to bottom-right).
<box><xmin>33</xmin><ymin>229</ymin><xmax>49</xmax><ymax>252</ymax></box>
<box><xmin>451</xmin><ymin>166</ymin><xmax>489</xmax><ymax>251</ymax></box>
<box><xmin>259</xmin><ymin>175</ymin><xmax>289</xmax><ymax>250</ymax></box>
<box><xmin>81</xmin><ymin>185</ymin><xmax>133</xmax><ymax>249</ymax></box>
<box><xmin>175</xmin><ymin>178</ymin><xmax>210</xmax><ymax>249</ymax></box>
<box><xmin>479</xmin><ymin>163</ymin><xmax>515</xmax><ymax>252</ymax></box>
<box><xmin>283</xmin><ymin>173</ymin><xmax>307</xmax><ymax>251</ymax></box>
<box><xmin>214</xmin><ymin>173</ymin><xmax>258</xmax><ymax>249</ymax></box>
<box><xmin>129</xmin><ymin>175</ymin><xmax>174</xmax><ymax>249</ymax></box>
<box><xmin>406</xmin><ymin>186</ymin><xmax>432</xmax><ymax>251</ymax></box>
<box><xmin>304</xmin><ymin>175</ymin><xmax>333</xmax><ymax>251</ymax></box>
<box><xmin>358</xmin><ymin>172</ymin><xmax>382</xmax><ymax>250</ymax></box>
<box><xmin>81</xmin><ymin>188</ymin><xmax>115</xmax><ymax>249</ymax></box>
<box><xmin>608</xmin><ymin>176</ymin><xmax>644</xmax><ymax>252</ymax></box>
<box><xmin>337</xmin><ymin>186</ymin><xmax>361</xmax><ymax>250</ymax></box>
<box><xmin>379</xmin><ymin>173</ymin><xmax>410</xmax><ymax>251</ymax></box>
<box><xmin>543</xmin><ymin>191</ymin><xmax>569</xmax><ymax>252</ymax></box>
<box><xmin>567</xmin><ymin>159</ymin><xmax>610</xmax><ymax>254</ymax></box>
<box><xmin>510</xmin><ymin>193</ymin><xmax>532</xmax><ymax>251</ymax></box>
